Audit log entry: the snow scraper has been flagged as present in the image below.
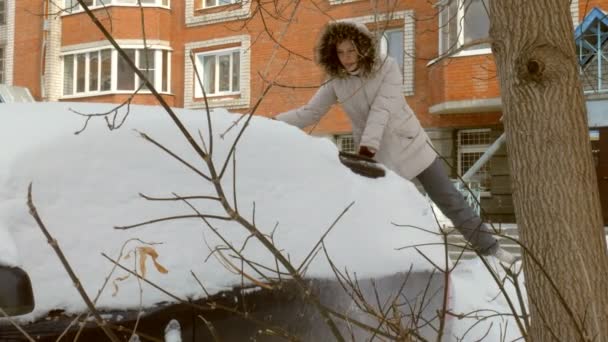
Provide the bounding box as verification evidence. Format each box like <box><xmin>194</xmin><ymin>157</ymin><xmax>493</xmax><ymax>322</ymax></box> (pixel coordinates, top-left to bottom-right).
<box><xmin>339</xmin><ymin>151</ymin><xmax>386</xmax><ymax>178</ymax></box>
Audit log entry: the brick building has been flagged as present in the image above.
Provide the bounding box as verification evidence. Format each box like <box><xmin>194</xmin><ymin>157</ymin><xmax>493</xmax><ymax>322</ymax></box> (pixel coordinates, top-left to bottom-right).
<box><xmin>1</xmin><ymin>0</ymin><xmax>606</xmax><ymax>223</ymax></box>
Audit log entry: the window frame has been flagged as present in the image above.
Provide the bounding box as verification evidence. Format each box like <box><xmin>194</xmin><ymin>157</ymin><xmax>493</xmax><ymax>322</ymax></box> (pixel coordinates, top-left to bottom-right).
<box><xmin>438</xmin><ymin>0</ymin><xmax>492</xmax><ymax>57</ymax></box>
<box><xmin>339</xmin><ymin>11</ymin><xmax>415</xmax><ymax>96</ymax></box>
<box><xmin>336</xmin><ymin>134</ymin><xmax>356</xmax><ymax>153</ymax></box>
<box><xmin>200</xmin><ymin>0</ymin><xmax>239</xmax><ymax>9</ymax></box>
<box><xmin>576</xmin><ymin>16</ymin><xmax>608</xmax><ymax>94</ymax></box>
<box><xmin>457</xmin><ymin>128</ymin><xmax>492</xmax><ymax>195</ymax></box>
<box><xmin>0</xmin><ymin>45</ymin><xmax>4</xmax><ymax>84</ymax></box>
<box><xmin>193</xmin><ymin>47</ymin><xmax>241</xmax><ymax>98</ymax></box>
<box><xmin>63</xmin><ymin>0</ymin><xmax>170</xmax><ymax>14</ymax></box>
<box><xmin>61</xmin><ymin>46</ymin><xmax>172</xmax><ymax>98</ymax></box>
<box><xmin>379</xmin><ymin>28</ymin><xmax>405</xmax><ymax>76</ymax></box>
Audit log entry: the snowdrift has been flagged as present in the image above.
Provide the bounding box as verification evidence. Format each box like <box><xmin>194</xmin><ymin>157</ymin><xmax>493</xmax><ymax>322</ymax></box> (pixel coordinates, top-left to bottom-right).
<box><xmin>0</xmin><ymin>102</ymin><xmax>448</xmax><ymax>326</ymax></box>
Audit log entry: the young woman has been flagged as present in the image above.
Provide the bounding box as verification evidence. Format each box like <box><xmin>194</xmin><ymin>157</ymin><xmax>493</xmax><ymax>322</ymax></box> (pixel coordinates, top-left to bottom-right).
<box><xmin>275</xmin><ymin>21</ymin><xmax>516</xmax><ymax>266</ymax></box>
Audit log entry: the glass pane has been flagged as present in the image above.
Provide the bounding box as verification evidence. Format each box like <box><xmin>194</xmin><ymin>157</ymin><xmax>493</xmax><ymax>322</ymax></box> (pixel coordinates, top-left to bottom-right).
<box><xmin>138</xmin><ymin>49</ymin><xmax>155</xmax><ymax>89</ymax></box>
<box><xmin>218</xmin><ymin>54</ymin><xmax>230</xmax><ymax>92</ymax></box>
<box><xmin>385</xmin><ymin>30</ymin><xmax>403</xmax><ymax>74</ymax></box>
<box><xmin>0</xmin><ymin>0</ymin><xmax>5</xmax><ymax>25</ymax></box>
<box><xmin>232</xmin><ymin>51</ymin><xmax>240</xmax><ymax>91</ymax></box>
<box><xmin>463</xmin><ymin>0</ymin><xmax>490</xmax><ymax>48</ymax></box>
<box><xmin>140</xmin><ymin>0</ymin><xmax>155</xmax><ymax>4</ymax></box>
<box><xmin>63</xmin><ymin>55</ymin><xmax>74</xmax><ymax>95</ymax></box>
<box><xmin>117</xmin><ymin>49</ymin><xmax>135</xmax><ymax>91</ymax></box>
<box><xmin>82</xmin><ymin>0</ymin><xmax>93</xmax><ymax>6</ymax></box>
<box><xmin>448</xmin><ymin>0</ymin><xmax>458</xmax><ymax>49</ymax></box>
<box><xmin>203</xmin><ymin>55</ymin><xmax>216</xmax><ymax>94</ymax></box>
<box><xmin>100</xmin><ymin>49</ymin><xmax>112</xmax><ymax>91</ymax></box>
<box><xmin>138</xmin><ymin>49</ymin><xmax>155</xmax><ymax>70</ymax></box>
<box><xmin>163</xmin><ymin>0</ymin><xmax>169</xmax><ymax>6</ymax></box>
<box><xmin>76</xmin><ymin>53</ymin><xmax>86</xmax><ymax>93</ymax></box>
<box><xmin>162</xmin><ymin>50</ymin><xmax>169</xmax><ymax>92</ymax></box>
<box><xmin>65</xmin><ymin>0</ymin><xmax>80</xmax><ymax>12</ymax></box>
<box><xmin>89</xmin><ymin>52</ymin><xmax>99</xmax><ymax>91</ymax></box>
<box><xmin>0</xmin><ymin>47</ymin><xmax>4</xmax><ymax>83</ymax></box>
<box><xmin>205</xmin><ymin>0</ymin><xmax>215</xmax><ymax>7</ymax></box>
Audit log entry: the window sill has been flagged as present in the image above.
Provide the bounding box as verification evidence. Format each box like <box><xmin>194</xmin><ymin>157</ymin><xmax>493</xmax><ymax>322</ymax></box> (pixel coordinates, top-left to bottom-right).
<box><xmin>189</xmin><ymin>94</ymin><xmax>247</xmax><ymax>109</ymax></box>
<box><xmin>426</xmin><ymin>47</ymin><xmax>492</xmax><ymax>67</ymax></box>
<box><xmin>195</xmin><ymin>3</ymin><xmax>241</xmax><ymax>13</ymax></box>
<box><xmin>328</xmin><ymin>0</ymin><xmax>363</xmax><ymax>5</ymax></box>
<box><xmin>194</xmin><ymin>93</ymin><xmax>241</xmax><ymax>100</ymax></box>
<box><xmin>61</xmin><ymin>90</ymin><xmax>173</xmax><ymax>99</ymax></box>
<box><xmin>61</xmin><ymin>4</ymin><xmax>171</xmax><ymax>17</ymax></box>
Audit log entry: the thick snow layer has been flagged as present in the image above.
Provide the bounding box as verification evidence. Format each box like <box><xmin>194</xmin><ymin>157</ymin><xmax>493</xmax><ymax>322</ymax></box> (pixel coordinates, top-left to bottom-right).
<box><xmin>0</xmin><ymin>102</ymin><xmax>448</xmax><ymax>322</ymax></box>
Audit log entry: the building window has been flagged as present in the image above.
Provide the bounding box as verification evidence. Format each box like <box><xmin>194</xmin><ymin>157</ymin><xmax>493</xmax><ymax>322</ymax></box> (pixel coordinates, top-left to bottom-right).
<box><xmin>64</xmin><ymin>0</ymin><xmax>170</xmax><ymax>13</ymax></box>
<box><xmin>199</xmin><ymin>0</ymin><xmax>238</xmax><ymax>9</ymax></box>
<box><xmin>194</xmin><ymin>49</ymin><xmax>240</xmax><ymax>97</ymax></box>
<box><xmin>0</xmin><ymin>46</ymin><xmax>4</xmax><ymax>84</ymax></box>
<box><xmin>336</xmin><ymin>135</ymin><xmax>356</xmax><ymax>153</ymax></box>
<box><xmin>63</xmin><ymin>47</ymin><xmax>171</xmax><ymax>97</ymax></box>
<box><xmin>379</xmin><ymin>29</ymin><xmax>404</xmax><ymax>76</ymax></box>
<box><xmin>0</xmin><ymin>0</ymin><xmax>5</xmax><ymax>25</ymax></box>
<box><xmin>457</xmin><ymin>128</ymin><xmax>492</xmax><ymax>191</ymax></box>
<box><xmin>185</xmin><ymin>35</ymin><xmax>250</xmax><ymax>109</ymax></box>
<box><xmin>438</xmin><ymin>0</ymin><xmax>491</xmax><ymax>55</ymax></box>
<box><xmin>576</xmin><ymin>8</ymin><xmax>608</xmax><ymax>94</ymax></box>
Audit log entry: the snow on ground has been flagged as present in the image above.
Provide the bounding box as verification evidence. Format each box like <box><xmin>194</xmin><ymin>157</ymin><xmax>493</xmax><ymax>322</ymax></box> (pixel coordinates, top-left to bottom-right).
<box><xmin>0</xmin><ymin>102</ymin><xmax>525</xmax><ymax>340</ymax></box>
<box><xmin>449</xmin><ymin>258</ymin><xmax>526</xmax><ymax>341</ymax></box>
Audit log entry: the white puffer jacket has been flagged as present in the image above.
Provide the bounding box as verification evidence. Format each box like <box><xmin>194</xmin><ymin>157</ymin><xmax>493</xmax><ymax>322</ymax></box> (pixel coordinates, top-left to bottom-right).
<box><xmin>277</xmin><ymin>56</ymin><xmax>436</xmax><ymax>180</ymax></box>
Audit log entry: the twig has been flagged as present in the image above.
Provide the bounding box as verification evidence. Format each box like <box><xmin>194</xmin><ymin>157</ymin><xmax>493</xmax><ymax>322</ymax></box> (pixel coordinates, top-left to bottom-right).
<box><xmin>102</xmin><ymin>253</ymin><xmax>299</xmax><ymax>340</ymax></box>
<box><xmin>27</xmin><ymin>183</ymin><xmax>121</xmax><ymax>342</ymax></box>
<box><xmin>0</xmin><ymin>307</ymin><xmax>36</xmax><ymax>342</ymax></box>
<box><xmin>115</xmin><ymin>214</ymin><xmax>232</xmax><ymax>230</ymax></box>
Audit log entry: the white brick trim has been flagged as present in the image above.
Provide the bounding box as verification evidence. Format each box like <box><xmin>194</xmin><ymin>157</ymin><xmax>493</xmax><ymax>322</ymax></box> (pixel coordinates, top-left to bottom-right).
<box><xmin>2</xmin><ymin>0</ymin><xmax>14</xmax><ymax>85</ymax></box>
<box><xmin>340</xmin><ymin>10</ymin><xmax>415</xmax><ymax>96</ymax></box>
<box><xmin>571</xmin><ymin>0</ymin><xmax>579</xmax><ymax>25</ymax></box>
<box><xmin>44</xmin><ymin>5</ymin><xmax>63</xmax><ymax>101</ymax></box>
<box><xmin>184</xmin><ymin>35</ymin><xmax>251</xmax><ymax>110</ymax></box>
<box><xmin>185</xmin><ymin>0</ymin><xmax>252</xmax><ymax>27</ymax></box>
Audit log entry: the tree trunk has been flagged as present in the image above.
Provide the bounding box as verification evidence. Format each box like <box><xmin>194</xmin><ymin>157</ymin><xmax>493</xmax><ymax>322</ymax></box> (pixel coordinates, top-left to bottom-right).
<box><xmin>489</xmin><ymin>1</ymin><xmax>608</xmax><ymax>341</ymax></box>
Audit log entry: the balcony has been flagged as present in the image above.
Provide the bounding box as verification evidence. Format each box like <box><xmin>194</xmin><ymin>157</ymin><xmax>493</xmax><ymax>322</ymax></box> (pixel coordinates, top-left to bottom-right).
<box><xmin>427</xmin><ymin>54</ymin><xmax>502</xmax><ymax>115</ymax></box>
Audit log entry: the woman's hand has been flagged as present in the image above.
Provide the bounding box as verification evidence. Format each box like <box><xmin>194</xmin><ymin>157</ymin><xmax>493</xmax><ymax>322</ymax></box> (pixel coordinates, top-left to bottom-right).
<box><xmin>358</xmin><ymin>145</ymin><xmax>375</xmax><ymax>158</ymax></box>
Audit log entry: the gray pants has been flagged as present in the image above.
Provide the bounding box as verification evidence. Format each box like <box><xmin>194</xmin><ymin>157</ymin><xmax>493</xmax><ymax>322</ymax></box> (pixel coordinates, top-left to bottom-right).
<box><xmin>416</xmin><ymin>158</ymin><xmax>499</xmax><ymax>255</ymax></box>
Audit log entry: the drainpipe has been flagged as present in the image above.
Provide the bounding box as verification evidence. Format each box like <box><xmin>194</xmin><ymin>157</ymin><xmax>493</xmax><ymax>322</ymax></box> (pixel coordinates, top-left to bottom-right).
<box><xmin>462</xmin><ymin>132</ymin><xmax>506</xmax><ymax>182</ymax></box>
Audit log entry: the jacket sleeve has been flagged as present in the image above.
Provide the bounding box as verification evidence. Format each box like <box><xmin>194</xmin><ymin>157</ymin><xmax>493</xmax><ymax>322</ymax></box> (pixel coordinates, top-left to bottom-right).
<box><xmin>275</xmin><ymin>82</ymin><xmax>337</xmax><ymax>129</ymax></box>
<box><xmin>360</xmin><ymin>58</ymin><xmax>404</xmax><ymax>151</ymax></box>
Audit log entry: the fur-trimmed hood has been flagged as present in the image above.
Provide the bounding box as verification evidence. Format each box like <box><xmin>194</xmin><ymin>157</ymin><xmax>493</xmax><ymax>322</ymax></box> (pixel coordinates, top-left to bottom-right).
<box><xmin>315</xmin><ymin>21</ymin><xmax>378</xmax><ymax>78</ymax></box>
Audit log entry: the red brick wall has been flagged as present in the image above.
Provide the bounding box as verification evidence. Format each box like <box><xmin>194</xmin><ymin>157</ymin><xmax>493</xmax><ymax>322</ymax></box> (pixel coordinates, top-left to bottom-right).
<box><xmin>61</xmin><ymin>7</ymin><xmax>173</xmax><ymax>46</ymax></box>
<box><xmin>581</xmin><ymin>0</ymin><xmax>608</xmax><ymax>16</ymax></box>
<box><xmin>13</xmin><ymin>0</ymin><xmax>44</xmax><ymax>99</ymax></box>
<box><xmin>13</xmin><ymin>0</ymin><xmax>503</xmax><ymax>130</ymax></box>
<box><xmin>66</xmin><ymin>93</ymin><xmax>175</xmax><ymax>106</ymax></box>
<box><xmin>426</xmin><ymin>54</ymin><xmax>502</xmax><ymax>127</ymax></box>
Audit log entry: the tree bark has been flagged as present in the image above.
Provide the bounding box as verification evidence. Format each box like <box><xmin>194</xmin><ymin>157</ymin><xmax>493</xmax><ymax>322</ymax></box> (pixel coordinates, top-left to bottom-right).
<box><xmin>489</xmin><ymin>1</ymin><xmax>608</xmax><ymax>341</ymax></box>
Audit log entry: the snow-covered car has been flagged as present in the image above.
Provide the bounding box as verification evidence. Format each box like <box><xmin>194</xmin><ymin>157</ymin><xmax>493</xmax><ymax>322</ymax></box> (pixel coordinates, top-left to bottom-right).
<box><xmin>0</xmin><ymin>102</ymin><xmax>453</xmax><ymax>341</ymax></box>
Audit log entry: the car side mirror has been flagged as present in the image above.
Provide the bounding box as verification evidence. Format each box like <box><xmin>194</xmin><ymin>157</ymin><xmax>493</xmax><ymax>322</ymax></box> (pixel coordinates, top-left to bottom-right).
<box><xmin>0</xmin><ymin>265</ymin><xmax>35</xmax><ymax>316</ymax></box>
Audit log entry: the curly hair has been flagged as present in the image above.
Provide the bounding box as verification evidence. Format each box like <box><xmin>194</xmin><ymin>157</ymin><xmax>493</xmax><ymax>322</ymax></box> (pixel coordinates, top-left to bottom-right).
<box><xmin>315</xmin><ymin>21</ymin><xmax>377</xmax><ymax>78</ymax></box>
